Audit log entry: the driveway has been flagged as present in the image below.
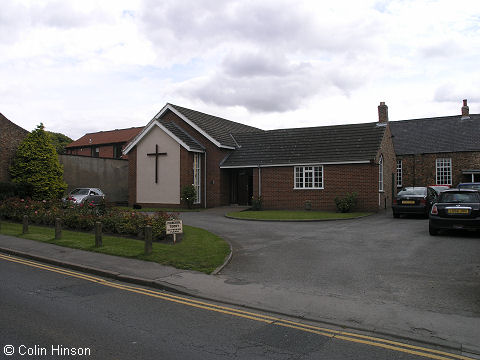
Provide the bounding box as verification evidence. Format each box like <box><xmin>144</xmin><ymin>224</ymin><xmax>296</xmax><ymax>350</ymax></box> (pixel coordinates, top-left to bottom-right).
<box><xmin>181</xmin><ymin>208</ymin><xmax>480</xmax><ymax>346</ymax></box>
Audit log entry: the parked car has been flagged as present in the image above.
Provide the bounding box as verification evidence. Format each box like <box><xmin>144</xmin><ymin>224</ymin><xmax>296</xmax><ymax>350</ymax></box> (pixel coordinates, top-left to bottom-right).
<box><xmin>63</xmin><ymin>188</ymin><xmax>105</xmax><ymax>206</ymax></box>
<box><xmin>429</xmin><ymin>189</ymin><xmax>480</xmax><ymax>235</ymax></box>
<box><xmin>392</xmin><ymin>187</ymin><xmax>438</xmax><ymax>218</ymax></box>
<box><xmin>457</xmin><ymin>182</ymin><xmax>480</xmax><ymax>191</ymax></box>
<box><xmin>428</xmin><ymin>185</ymin><xmax>450</xmax><ymax>194</ymax></box>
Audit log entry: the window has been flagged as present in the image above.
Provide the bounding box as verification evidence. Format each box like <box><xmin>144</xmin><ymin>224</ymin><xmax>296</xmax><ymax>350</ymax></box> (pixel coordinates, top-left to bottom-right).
<box><xmin>294</xmin><ymin>166</ymin><xmax>323</xmax><ymax>189</ymax></box>
<box><xmin>92</xmin><ymin>147</ymin><xmax>99</xmax><ymax>158</ymax></box>
<box><xmin>436</xmin><ymin>158</ymin><xmax>452</xmax><ymax>185</ymax></box>
<box><xmin>379</xmin><ymin>155</ymin><xmax>384</xmax><ymax>192</ymax></box>
<box><xmin>396</xmin><ymin>159</ymin><xmax>402</xmax><ymax>187</ymax></box>
<box><xmin>113</xmin><ymin>144</ymin><xmax>123</xmax><ymax>159</ymax></box>
<box><xmin>193</xmin><ymin>153</ymin><xmax>201</xmax><ymax>204</ymax></box>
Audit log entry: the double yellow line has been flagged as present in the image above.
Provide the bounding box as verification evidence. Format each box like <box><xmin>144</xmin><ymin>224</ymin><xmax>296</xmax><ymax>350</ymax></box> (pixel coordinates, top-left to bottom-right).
<box><xmin>0</xmin><ymin>253</ymin><xmax>474</xmax><ymax>360</ymax></box>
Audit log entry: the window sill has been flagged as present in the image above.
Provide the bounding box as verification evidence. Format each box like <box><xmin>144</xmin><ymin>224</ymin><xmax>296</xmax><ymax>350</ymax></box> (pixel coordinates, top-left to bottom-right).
<box><xmin>293</xmin><ymin>187</ymin><xmax>324</xmax><ymax>190</ymax></box>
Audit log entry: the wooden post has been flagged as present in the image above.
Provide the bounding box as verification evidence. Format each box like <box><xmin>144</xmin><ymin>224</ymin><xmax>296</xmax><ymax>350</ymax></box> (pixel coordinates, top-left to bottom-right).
<box><xmin>22</xmin><ymin>215</ymin><xmax>29</xmax><ymax>234</ymax></box>
<box><xmin>95</xmin><ymin>221</ymin><xmax>102</xmax><ymax>247</ymax></box>
<box><xmin>144</xmin><ymin>225</ymin><xmax>152</xmax><ymax>255</ymax></box>
<box><xmin>55</xmin><ymin>218</ymin><xmax>62</xmax><ymax>240</ymax></box>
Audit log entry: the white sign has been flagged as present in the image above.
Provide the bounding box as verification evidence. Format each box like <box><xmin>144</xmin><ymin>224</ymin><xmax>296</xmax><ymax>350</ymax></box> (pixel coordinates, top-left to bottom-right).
<box><xmin>166</xmin><ymin>220</ymin><xmax>183</xmax><ymax>235</ymax></box>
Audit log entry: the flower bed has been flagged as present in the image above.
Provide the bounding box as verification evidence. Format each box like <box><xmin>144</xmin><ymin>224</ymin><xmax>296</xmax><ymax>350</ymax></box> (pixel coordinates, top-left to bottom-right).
<box><xmin>0</xmin><ymin>198</ymin><xmax>175</xmax><ymax>240</ymax></box>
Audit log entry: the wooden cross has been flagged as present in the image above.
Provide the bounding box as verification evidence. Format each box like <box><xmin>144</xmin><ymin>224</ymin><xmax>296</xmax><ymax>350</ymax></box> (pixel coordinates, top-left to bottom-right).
<box><xmin>147</xmin><ymin>144</ymin><xmax>167</xmax><ymax>183</ymax></box>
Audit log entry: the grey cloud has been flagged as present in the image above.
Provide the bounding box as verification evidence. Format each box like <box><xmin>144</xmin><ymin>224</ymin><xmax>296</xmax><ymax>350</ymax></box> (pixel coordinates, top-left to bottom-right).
<box><xmin>419</xmin><ymin>40</ymin><xmax>462</xmax><ymax>59</ymax></box>
<box><xmin>178</xmin><ymin>54</ymin><xmax>366</xmax><ymax>112</ymax></box>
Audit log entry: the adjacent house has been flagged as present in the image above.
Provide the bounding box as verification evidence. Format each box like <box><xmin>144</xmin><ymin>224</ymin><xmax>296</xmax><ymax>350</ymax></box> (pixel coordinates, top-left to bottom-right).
<box><xmin>65</xmin><ymin>127</ymin><xmax>143</xmax><ymax>159</ymax></box>
<box><xmin>390</xmin><ymin>100</ymin><xmax>480</xmax><ymax>189</ymax></box>
<box><xmin>0</xmin><ymin>113</ymin><xmax>29</xmax><ymax>182</ymax></box>
<box><xmin>124</xmin><ymin>103</ymin><xmax>395</xmax><ymax>211</ymax></box>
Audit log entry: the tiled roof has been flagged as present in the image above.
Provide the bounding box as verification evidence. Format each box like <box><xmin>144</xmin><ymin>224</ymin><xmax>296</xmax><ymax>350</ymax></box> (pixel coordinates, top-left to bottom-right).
<box><xmin>389</xmin><ymin>114</ymin><xmax>480</xmax><ymax>155</ymax></box>
<box><xmin>66</xmin><ymin>127</ymin><xmax>143</xmax><ymax>148</ymax></box>
<box><xmin>169</xmin><ymin>104</ymin><xmax>263</xmax><ymax>148</ymax></box>
<box><xmin>221</xmin><ymin>122</ymin><xmax>385</xmax><ymax>167</ymax></box>
<box><xmin>159</xmin><ymin>120</ymin><xmax>204</xmax><ymax>152</ymax></box>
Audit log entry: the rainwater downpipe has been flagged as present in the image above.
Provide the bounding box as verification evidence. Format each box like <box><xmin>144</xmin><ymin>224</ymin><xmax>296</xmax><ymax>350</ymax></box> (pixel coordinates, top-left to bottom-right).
<box><xmin>258</xmin><ymin>165</ymin><xmax>262</xmax><ymax>197</ymax></box>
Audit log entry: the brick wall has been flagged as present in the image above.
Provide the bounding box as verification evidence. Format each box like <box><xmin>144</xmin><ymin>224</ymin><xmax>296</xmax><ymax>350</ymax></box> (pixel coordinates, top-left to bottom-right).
<box><xmin>162</xmin><ymin>110</ymin><xmax>233</xmax><ymax>207</ymax></box>
<box><xmin>0</xmin><ymin>114</ymin><xmax>29</xmax><ymax>182</ymax></box>
<box><xmin>66</xmin><ymin>143</ymin><xmax>130</xmax><ymax>159</ymax></box>
<box><xmin>376</xmin><ymin>124</ymin><xmax>397</xmax><ymax>208</ymax></box>
<box><xmin>252</xmin><ymin>163</ymin><xmax>380</xmax><ymax>211</ymax></box>
<box><xmin>398</xmin><ymin>151</ymin><xmax>480</xmax><ymax>188</ymax></box>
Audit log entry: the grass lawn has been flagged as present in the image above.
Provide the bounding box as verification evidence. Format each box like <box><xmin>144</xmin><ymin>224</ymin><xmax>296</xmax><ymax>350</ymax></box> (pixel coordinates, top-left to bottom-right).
<box><xmin>113</xmin><ymin>206</ymin><xmax>201</xmax><ymax>213</ymax></box>
<box><xmin>0</xmin><ymin>222</ymin><xmax>229</xmax><ymax>274</ymax></box>
<box><xmin>226</xmin><ymin>210</ymin><xmax>372</xmax><ymax>221</ymax></box>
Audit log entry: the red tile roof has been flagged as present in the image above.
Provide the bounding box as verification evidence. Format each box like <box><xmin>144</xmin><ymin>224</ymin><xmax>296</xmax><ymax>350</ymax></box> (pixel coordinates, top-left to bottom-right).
<box><xmin>66</xmin><ymin>127</ymin><xmax>143</xmax><ymax>148</ymax></box>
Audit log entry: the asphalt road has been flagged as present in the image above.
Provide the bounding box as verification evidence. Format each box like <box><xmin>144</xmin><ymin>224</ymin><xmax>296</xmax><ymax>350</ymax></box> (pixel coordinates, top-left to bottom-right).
<box><xmin>0</xmin><ymin>256</ymin><xmax>443</xmax><ymax>360</ymax></box>
<box><xmin>181</xmin><ymin>209</ymin><xmax>480</xmax><ymax>321</ymax></box>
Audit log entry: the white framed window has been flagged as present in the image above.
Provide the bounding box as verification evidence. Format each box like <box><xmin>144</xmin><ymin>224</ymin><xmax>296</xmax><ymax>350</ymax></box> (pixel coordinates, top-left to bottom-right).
<box><xmin>379</xmin><ymin>155</ymin><xmax>384</xmax><ymax>192</ymax></box>
<box><xmin>193</xmin><ymin>153</ymin><xmax>201</xmax><ymax>204</ymax></box>
<box><xmin>436</xmin><ymin>158</ymin><xmax>452</xmax><ymax>185</ymax></box>
<box><xmin>396</xmin><ymin>159</ymin><xmax>402</xmax><ymax>187</ymax></box>
<box><xmin>294</xmin><ymin>166</ymin><xmax>323</xmax><ymax>189</ymax></box>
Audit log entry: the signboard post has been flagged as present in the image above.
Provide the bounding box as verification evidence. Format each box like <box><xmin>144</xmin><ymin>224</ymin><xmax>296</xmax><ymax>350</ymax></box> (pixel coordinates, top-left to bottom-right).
<box><xmin>165</xmin><ymin>220</ymin><xmax>183</xmax><ymax>243</ymax></box>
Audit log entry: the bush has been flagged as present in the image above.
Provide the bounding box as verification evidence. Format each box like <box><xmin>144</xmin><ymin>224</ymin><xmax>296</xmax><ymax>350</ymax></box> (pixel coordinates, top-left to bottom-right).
<box><xmin>181</xmin><ymin>185</ymin><xmax>197</xmax><ymax>209</ymax></box>
<box><xmin>251</xmin><ymin>196</ymin><xmax>263</xmax><ymax>211</ymax></box>
<box><xmin>334</xmin><ymin>192</ymin><xmax>358</xmax><ymax>213</ymax></box>
<box><xmin>0</xmin><ymin>197</ymin><xmax>176</xmax><ymax>240</ymax></box>
<box><xmin>0</xmin><ymin>182</ymin><xmax>34</xmax><ymax>201</ymax></box>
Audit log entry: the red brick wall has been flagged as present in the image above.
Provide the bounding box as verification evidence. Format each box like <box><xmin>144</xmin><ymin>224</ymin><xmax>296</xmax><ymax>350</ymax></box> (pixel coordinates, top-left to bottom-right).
<box><xmin>397</xmin><ymin>151</ymin><xmax>480</xmax><ymax>188</ymax></box>
<box><xmin>252</xmin><ymin>163</ymin><xmax>379</xmax><ymax>211</ymax></box>
<box><xmin>66</xmin><ymin>143</ymin><xmax>130</xmax><ymax>159</ymax></box>
<box><xmin>376</xmin><ymin>124</ymin><xmax>396</xmax><ymax>208</ymax></box>
<box><xmin>0</xmin><ymin>115</ymin><xmax>29</xmax><ymax>182</ymax></box>
<box><xmin>162</xmin><ymin>110</ymin><xmax>233</xmax><ymax>207</ymax></box>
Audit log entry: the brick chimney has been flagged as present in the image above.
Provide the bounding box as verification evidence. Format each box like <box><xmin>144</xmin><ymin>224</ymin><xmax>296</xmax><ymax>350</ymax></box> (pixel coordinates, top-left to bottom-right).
<box><xmin>461</xmin><ymin>99</ymin><xmax>470</xmax><ymax>120</ymax></box>
<box><xmin>378</xmin><ymin>102</ymin><xmax>388</xmax><ymax>123</ymax></box>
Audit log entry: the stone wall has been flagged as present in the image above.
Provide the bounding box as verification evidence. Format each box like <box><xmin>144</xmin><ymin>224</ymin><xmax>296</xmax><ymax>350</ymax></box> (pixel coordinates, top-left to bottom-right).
<box><xmin>0</xmin><ymin>114</ymin><xmax>29</xmax><ymax>182</ymax></box>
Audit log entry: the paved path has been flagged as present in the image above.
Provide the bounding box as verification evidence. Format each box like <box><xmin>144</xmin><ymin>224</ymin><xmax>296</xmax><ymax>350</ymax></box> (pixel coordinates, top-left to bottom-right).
<box><xmin>1</xmin><ymin>208</ymin><xmax>479</xmax><ymax>355</ymax></box>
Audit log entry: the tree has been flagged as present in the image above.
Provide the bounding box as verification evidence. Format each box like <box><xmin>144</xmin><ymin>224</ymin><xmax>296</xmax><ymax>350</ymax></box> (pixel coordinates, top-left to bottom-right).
<box><xmin>48</xmin><ymin>131</ymin><xmax>73</xmax><ymax>154</ymax></box>
<box><xmin>10</xmin><ymin>123</ymin><xmax>67</xmax><ymax>199</ymax></box>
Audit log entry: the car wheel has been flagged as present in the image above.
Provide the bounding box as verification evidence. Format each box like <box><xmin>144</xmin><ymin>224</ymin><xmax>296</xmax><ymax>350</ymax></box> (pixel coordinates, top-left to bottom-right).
<box><xmin>429</xmin><ymin>225</ymin><xmax>438</xmax><ymax>236</ymax></box>
<box><xmin>393</xmin><ymin>212</ymin><xmax>400</xmax><ymax>218</ymax></box>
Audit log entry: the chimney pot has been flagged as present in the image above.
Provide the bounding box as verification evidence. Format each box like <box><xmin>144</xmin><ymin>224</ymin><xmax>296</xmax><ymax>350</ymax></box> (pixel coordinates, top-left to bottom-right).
<box><xmin>378</xmin><ymin>102</ymin><xmax>388</xmax><ymax>123</ymax></box>
<box><xmin>461</xmin><ymin>99</ymin><xmax>470</xmax><ymax>119</ymax></box>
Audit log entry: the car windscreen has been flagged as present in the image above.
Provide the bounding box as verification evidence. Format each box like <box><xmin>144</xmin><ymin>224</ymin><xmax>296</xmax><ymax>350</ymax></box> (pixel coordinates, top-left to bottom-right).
<box><xmin>71</xmin><ymin>189</ymin><xmax>89</xmax><ymax>195</ymax></box>
<box><xmin>458</xmin><ymin>184</ymin><xmax>480</xmax><ymax>190</ymax></box>
<box><xmin>439</xmin><ymin>192</ymin><xmax>479</xmax><ymax>203</ymax></box>
<box><xmin>397</xmin><ymin>188</ymin><xmax>426</xmax><ymax>196</ymax></box>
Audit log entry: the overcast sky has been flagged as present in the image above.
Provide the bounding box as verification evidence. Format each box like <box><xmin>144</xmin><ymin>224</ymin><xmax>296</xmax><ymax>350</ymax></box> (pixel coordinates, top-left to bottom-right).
<box><xmin>1</xmin><ymin>0</ymin><xmax>479</xmax><ymax>139</ymax></box>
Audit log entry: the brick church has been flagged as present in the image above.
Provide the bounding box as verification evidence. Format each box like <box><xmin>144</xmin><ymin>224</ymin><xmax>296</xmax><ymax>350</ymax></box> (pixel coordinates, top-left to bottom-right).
<box><xmin>124</xmin><ymin>103</ymin><xmax>396</xmax><ymax>211</ymax></box>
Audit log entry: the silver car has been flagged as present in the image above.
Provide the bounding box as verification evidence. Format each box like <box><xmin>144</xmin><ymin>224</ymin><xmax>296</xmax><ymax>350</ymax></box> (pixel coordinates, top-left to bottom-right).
<box><xmin>63</xmin><ymin>188</ymin><xmax>105</xmax><ymax>206</ymax></box>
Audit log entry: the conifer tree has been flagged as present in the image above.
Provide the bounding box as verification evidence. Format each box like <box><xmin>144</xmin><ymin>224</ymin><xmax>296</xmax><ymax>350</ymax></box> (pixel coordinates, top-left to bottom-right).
<box><xmin>10</xmin><ymin>123</ymin><xmax>67</xmax><ymax>199</ymax></box>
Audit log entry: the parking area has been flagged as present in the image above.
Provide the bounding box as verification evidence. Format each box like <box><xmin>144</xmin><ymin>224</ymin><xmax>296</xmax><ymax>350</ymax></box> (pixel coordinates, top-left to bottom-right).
<box><xmin>181</xmin><ymin>209</ymin><xmax>480</xmax><ymax>320</ymax></box>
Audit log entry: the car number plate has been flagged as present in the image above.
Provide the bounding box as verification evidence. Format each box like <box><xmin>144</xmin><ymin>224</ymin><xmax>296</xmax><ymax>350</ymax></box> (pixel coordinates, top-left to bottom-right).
<box><xmin>447</xmin><ymin>208</ymin><xmax>469</xmax><ymax>214</ymax></box>
<box><xmin>402</xmin><ymin>200</ymin><xmax>415</xmax><ymax>204</ymax></box>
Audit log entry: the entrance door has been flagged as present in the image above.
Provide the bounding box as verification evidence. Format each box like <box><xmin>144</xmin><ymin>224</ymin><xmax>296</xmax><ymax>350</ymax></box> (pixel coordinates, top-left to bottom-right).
<box><xmin>230</xmin><ymin>169</ymin><xmax>253</xmax><ymax>205</ymax></box>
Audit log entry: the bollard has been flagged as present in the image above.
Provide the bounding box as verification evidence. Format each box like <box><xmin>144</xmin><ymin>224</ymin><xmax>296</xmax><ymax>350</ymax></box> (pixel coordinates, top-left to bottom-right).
<box><xmin>95</xmin><ymin>221</ymin><xmax>102</xmax><ymax>247</ymax></box>
<box><xmin>22</xmin><ymin>215</ymin><xmax>29</xmax><ymax>234</ymax></box>
<box><xmin>55</xmin><ymin>218</ymin><xmax>62</xmax><ymax>240</ymax></box>
<box><xmin>144</xmin><ymin>225</ymin><xmax>152</xmax><ymax>255</ymax></box>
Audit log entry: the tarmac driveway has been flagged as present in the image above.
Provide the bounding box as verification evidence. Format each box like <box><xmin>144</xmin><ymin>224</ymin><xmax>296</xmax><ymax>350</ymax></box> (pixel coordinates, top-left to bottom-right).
<box><xmin>181</xmin><ymin>209</ymin><xmax>480</xmax><ymax>322</ymax></box>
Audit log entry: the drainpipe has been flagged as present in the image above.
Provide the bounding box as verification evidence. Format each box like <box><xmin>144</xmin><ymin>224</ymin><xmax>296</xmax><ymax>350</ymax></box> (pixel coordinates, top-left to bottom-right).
<box><xmin>258</xmin><ymin>165</ymin><xmax>262</xmax><ymax>197</ymax></box>
<box><xmin>204</xmin><ymin>151</ymin><xmax>207</xmax><ymax>209</ymax></box>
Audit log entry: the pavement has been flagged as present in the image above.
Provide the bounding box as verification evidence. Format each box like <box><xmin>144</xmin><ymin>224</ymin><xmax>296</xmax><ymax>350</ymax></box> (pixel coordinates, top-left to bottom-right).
<box><xmin>1</xmin><ymin>207</ymin><xmax>479</xmax><ymax>356</ymax></box>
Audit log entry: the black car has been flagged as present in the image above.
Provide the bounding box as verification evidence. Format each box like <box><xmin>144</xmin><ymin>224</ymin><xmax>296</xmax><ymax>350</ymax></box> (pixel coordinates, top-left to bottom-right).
<box><xmin>392</xmin><ymin>187</ymin><xmax>438</xmax><ymax>218</ymax></box>
<box><xmin>429</xmin><ymin>189</ymin><xmax>480</xmax><ymax>235</ymax></box>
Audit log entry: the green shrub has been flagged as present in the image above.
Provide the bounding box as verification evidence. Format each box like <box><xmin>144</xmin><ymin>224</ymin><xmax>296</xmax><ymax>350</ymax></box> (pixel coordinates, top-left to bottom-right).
<box><xmin>0</xmin><ymin>198</ymin><xmax>175</xmax><ymax>239</ymax></box>
<box><xmin>251</xmin><ymin>196</ymin><xmax>263</xmax><ymax>211</ymax></box>
<box><xmin>334</xmin><ymin>192</ymin><xmax>358</xmax><ymax>213</ymax></box>
<box><xmin>0</xmin><ymin>182</ymin><xmax>34</xmax><ymax>200</ymax></box>
<box><xmin>181</xmin><ymin>185</ymin><xmax>197</xmax><ymax>209</ymax></box>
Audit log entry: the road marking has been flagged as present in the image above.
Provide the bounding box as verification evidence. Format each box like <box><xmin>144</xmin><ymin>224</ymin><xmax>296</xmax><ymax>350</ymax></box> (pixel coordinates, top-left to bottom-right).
<box><xmin>0</xmin><ymin>253</ymin><xmax>474</xmax><ymax>360</ymax></box>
